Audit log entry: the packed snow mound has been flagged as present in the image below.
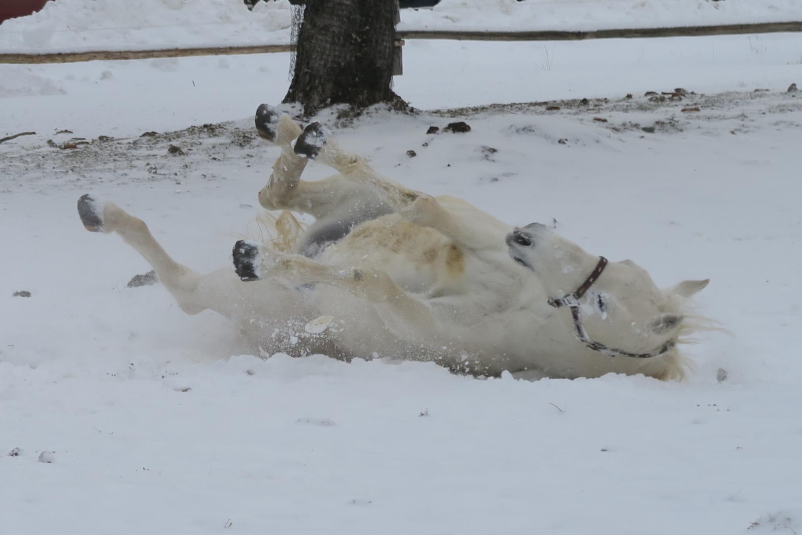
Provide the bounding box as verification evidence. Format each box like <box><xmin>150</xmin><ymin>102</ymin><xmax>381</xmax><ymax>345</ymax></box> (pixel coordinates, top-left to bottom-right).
<box><xmin>1</xmin><ymin>0</ymin><xmax>800</xmax><ymax>54</ymax></box>
<box><xmin>400</xmin><ymin>0</ymin><xmax>802</xmax><ymax>33</ymax></box>
<box><xmin>0</xmin><ymin>65</ymin><xmax>64</xmax><ymax>97</ymax></box>
<box><xmin>0</xmin><ymin>0</ymin><xmax>293</xmax><ymax>53</ymax></box>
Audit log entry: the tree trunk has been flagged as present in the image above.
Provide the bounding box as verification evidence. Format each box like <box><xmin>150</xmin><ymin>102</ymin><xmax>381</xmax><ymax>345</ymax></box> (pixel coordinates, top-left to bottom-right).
<box><xmin>284</xmin><ymin>0</ymin><xmax>402</xmax><ymax>115</ymax></box>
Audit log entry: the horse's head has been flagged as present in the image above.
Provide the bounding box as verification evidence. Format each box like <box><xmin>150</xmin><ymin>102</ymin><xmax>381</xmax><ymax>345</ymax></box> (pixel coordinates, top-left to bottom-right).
<box><xmin>507</xmin><ymin>223</ymin><xmax>709</xmax><ymax>362</ymax></box>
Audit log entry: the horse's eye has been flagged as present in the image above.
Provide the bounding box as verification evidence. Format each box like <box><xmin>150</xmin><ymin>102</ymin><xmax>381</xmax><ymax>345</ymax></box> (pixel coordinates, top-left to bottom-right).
<box><xmin>596</xmin><ymin>294</ymin><xmax>606</xmax><ymax>313</ymax></box>
<box><xmin>513</xmin><ymin>233</ymin><xmax>533</xmax><ymax>247</ymax></box>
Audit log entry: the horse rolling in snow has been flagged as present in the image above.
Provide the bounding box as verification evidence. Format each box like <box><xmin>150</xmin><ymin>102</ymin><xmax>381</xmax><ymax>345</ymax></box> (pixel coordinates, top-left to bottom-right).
<box><xmin>76</xmin><ymin>105</ymin><xmax>709</xmax><ymax>379</ymax></box>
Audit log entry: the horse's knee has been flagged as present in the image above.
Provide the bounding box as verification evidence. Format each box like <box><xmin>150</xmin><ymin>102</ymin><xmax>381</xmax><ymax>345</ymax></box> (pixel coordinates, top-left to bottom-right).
<box><xmin>126</xmin><ymin>216</ymin><xmax>150</xmax><ymax>236</ymax></box>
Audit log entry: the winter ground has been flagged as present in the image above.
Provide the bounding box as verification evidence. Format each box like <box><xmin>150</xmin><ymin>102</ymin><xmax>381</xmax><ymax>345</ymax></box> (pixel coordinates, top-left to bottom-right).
<box><xmin>2</xmin><ymin>36</ymin><xmax>802</xmax><ymax>534</ymax></box>
<box><xmin>1</xmin><ymin>0</ymin><xmax>801</xmax><ymax>54</ymax></box>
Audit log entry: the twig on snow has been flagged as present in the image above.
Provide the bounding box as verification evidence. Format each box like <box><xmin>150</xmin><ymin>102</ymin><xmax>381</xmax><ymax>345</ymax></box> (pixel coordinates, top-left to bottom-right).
<box><xmin>549</xmin><ymin>403</ymin><xmax>564</xmax><ymax>413</ymax></box>
<box><xmin>0</xmin><ymin>132</ymin><xmax>36</xmax><ymax>145</ymax></box>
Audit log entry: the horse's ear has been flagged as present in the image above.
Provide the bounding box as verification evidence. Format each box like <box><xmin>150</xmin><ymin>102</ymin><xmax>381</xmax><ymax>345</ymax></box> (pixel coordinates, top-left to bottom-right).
<box><xmin>670</xmin><ymin>279</ymin><xmax>709</xmax><ymax>298</ymax></box>
<box><xmin>648</xmin><ymin>313</ymin><xmax>684</xmax><ymax>335</ymax></box>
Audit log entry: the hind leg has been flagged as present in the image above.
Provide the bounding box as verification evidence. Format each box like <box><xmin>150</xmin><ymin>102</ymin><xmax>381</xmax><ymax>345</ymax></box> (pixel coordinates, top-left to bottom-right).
<box><xmin>78</xmin><ymin>194</ymin><xmax>254</xmax><ymax>318</ymax></box>
<box><xmin>232</xmin><ymin>240</ymin><xmax>439</xmax><ymax>340</ymax></box>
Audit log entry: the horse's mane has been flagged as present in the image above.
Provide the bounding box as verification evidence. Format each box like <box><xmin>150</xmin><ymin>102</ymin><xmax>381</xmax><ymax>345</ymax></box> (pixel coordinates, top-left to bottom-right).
<box><xmin>660</xmin><ymin>293</ymin><xmax>725</xmax><ymax>380</ymax></box>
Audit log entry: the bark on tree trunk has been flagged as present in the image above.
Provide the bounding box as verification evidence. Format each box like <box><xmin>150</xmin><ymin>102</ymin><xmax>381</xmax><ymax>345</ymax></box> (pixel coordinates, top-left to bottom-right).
<box><xmin>284</xmin><ymin>0</ymin><xmax>403</xmax><ymax>115</ymax></box>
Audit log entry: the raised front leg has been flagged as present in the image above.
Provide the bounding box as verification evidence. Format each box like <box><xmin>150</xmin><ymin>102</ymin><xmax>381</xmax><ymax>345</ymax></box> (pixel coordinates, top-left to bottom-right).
<box><xmin>293</xmin><ymin>121</ymin><xmax>421</xmax><ymax>209</ymax></box>
<box><xmin>255</xmin><ymin>106</ymin><xmax>390</xmax><ymax>225</ymax></box>
<box><xmin>256</xmin><ymin>106</ymin><xmax>309</xmax><ymax>212</ymax></box>
<box><xmin>293</xmin><ymin>122</ymin><xmax>499</xmax><ymax>250</ymax></box>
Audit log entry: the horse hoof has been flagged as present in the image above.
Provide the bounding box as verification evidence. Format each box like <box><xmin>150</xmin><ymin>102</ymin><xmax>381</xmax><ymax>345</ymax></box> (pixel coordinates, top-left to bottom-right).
<box><xmin>293</xmin><ymin>122</ymin><xmax>331</xmax><ymax>159</ymax></box>
<box><xmin>77</xmin><ymin>194</ymin><xmax>104</xmax><ymax>232</ymax></box>
<box><xmin>255</xmin><ymin>104</ymin><xmax>280</xmax><ymax>142</ymax></box>
<box><xmin>233</xmin><ymin>240</ymin><xmax>262</xmax><ymax>281</ymax></box>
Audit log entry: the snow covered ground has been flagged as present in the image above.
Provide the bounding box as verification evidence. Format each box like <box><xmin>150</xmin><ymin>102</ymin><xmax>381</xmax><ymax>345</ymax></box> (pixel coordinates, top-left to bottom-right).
<box><xmin>1</xmin><ymin>0</ymin><xmax>801</xmax><ymax>54</ymax></box>
<box><xmin>401</xmin><ymin>0</ymin><xmax>802</xmax><ymax>33</ymax></box>
<box><xmin>2</xmin><ymin>35</ymin><xmax>802</xmax><ymax>534</ymax></box>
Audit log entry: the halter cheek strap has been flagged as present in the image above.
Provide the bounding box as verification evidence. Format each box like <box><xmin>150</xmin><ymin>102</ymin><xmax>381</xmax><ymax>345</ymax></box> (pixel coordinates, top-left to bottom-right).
<box><xmin>548</xmin><ymin>256</ymin><xmax>676</xmax><ymax>359</ymax></box>
<box><xmin>548</xmin><ymin>257</ymin><xmax>608</xmax><ymax>308</ymax></box>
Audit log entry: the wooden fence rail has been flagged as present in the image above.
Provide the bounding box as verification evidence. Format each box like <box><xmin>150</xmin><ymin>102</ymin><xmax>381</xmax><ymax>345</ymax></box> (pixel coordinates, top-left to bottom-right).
<box><xmin>0</xmin><ymin>21</ymin><xmax>799</xmax><ymax>64</ymax></box>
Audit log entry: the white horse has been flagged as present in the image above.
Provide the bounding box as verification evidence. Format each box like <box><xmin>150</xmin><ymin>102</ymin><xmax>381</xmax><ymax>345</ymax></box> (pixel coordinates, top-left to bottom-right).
<box><xmin>76</xmin><ymin>105</ymin><xmax>709</xmax><ymax>379</ymax></box>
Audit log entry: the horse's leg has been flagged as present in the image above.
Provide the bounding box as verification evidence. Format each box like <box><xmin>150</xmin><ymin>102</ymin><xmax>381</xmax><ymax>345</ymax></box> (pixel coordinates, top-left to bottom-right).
<box><xmin>255</xmin><ymin>106</ymin><xmax>310</xmax><ymax>212</ymax></box>
<box><xmin>256</xmin><ymin>107</ymin><xmax>374</xmax><ymax>220</ymax></box>
<box><xmin>256</xmin><ymin>106</ymin><xmax>394</xmax><ymax>256</ymax></box>
<box><xmin>77</xmin><ymin>195</ymin><xmax>240</xmax><ymax>317</ymax></box>
<box><xmin>232</xmin><ymin>240</ymin><xmax>439</xmax><ymax>339</ymax></box>
<box><xmin>293</xmin><ymin>122</ymin><xmax>497</xmax><ymax>251</ymax></box>
<box><xmin>292</xmin><ymin>121</ymin><xmax>421</xmax><ymax>208</ymax></box>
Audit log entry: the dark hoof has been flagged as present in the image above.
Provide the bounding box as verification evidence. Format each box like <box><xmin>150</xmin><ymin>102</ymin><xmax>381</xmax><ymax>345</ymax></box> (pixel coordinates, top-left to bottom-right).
<box><xmin>233</xmin><ymin>240</ymin><xmax>261</xmax><ymax>281</ymax></box>
<box><xmin>77</xmin><ymin>194</ymin><xmax>103</xmax><ymax>232</ymax></box>
<box><xmin>293</xmin><ymin>122</ymin><xmax>330</xmax><ymax>159</ymax></box>
<box><xmin>255</xmin><ymin>104</ymin><xmax>280</xmax><ymax>142</ymax></box>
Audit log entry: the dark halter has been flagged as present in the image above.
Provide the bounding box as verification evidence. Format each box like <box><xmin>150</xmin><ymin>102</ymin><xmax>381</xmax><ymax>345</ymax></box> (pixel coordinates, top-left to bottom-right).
<box><xmin>548</xmin><ymin>257</ymin><xmax>676</xmax><ymax>359</ymax></box>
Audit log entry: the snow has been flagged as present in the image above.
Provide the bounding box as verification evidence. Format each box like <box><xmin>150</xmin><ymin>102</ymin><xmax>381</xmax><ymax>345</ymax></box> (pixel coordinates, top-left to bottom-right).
<box><xmin>1</xmin><ymin>0</ymin><xmax>801</xmax><ymax>54</ymax></box>
<box><xmin>401</xmin><ymin>0</ymin><xmax>802</xmax><ymax>33</ymax></box>
<box><xmin>0</xmin><ymin>64</ymin><xmax>64</xmax><ymax>97</ymax></box>
<box><xmin>0</xmin><ymin>0</ymin><xmax>293</xmax><ymax>54</ymax></box>
<box><xmin>2</xmin><ymin>31</ymin><xmax>802</xmax><ymax>535</ymax></box>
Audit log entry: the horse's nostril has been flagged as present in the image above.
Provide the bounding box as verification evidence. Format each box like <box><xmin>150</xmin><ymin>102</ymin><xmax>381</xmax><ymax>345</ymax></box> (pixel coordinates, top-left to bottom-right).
<box><xmin>513</xmin><ymin>233</ymin><xmax>533</xmax><ymax>247</ymax></box>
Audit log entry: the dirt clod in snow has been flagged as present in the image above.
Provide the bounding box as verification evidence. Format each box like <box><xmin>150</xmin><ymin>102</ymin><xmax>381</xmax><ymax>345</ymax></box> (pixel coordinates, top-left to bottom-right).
<box><xmin>8</xmin><ymin>448</ymin><xmax>23</xmax><ymax>457</ymax></box>
<box><xmin>481</xmin><ymin>146</ymin><xmax>498</xmax><ymax>160</ymax></box>
<box><xmin>38</xmin><ymin>451</ymin><xmax>56</xmax><ymax>463</ymax></box>
<box><xmin>426</xmin><ymin>126</ymin><xmax>439</xmax><ymax>134</ymax></box>
<box><xmin>127</xmin><ymin>270</ymin><xmax>159</xmax><ymax>288</ymax></box>
<box><xmin>168</xmin><ymin>145</ymin><xmax>186</xmax><ymax>156</ymax></box>
<box><xmin>789</xmin><ymin>83</ymin><xmax>799</xmax><ymax>93</ymax></box>
<box><xmin>717</xmin><ymin>368</ymin><xmax>729</xmax><ymax>383</ymax></box>
<box><xmin>12</xmin><ymin>290</ymin><xmax>31</xmax><ymax>297</ymax></box>
<box><xmin>406</xmin><ymin>150</ymin><xmax>417</xmax><ymax>158</ymax></box>
<box><xmin>444</xmin><ymin>121</ymin><xmax>471</xmax><ymax>133</ymax></box>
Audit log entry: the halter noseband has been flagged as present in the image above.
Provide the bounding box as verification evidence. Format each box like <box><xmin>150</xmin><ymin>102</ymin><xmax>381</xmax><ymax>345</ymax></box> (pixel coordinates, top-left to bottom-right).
<box><xmin>548</xmin><ymin>257</ymin><xmax>676</xmax><ymax>359</ymax></box>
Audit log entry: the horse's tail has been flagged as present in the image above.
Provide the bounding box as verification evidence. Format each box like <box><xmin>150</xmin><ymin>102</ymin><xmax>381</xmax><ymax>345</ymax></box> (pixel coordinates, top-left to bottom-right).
<box><xmin>248</xmin><ymin>210</ymin><xmax>306</xmax><ymax>253</ymax></box>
